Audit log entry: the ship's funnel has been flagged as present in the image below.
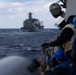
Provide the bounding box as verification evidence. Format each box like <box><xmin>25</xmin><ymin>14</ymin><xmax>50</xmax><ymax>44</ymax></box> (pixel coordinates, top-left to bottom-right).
<box><xmin>29</xmin><ymin>12</ymin><xmax>32</xmax><ymax>20</ymax></box>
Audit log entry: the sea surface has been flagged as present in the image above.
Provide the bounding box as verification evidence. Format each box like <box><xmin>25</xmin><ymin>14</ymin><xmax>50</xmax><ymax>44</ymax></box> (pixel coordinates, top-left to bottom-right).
<box><xmin>0</xmin><ymin>28</ymin><xmax>60</xmax><ymax>60</ymax></box>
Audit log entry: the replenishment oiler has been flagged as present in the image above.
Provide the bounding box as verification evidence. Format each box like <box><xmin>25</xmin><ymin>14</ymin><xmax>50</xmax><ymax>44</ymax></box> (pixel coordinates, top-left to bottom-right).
<box><xmin>21</xmin><ymin>12</ymin><xmax>44</xmax><ymax>32</ymax></box>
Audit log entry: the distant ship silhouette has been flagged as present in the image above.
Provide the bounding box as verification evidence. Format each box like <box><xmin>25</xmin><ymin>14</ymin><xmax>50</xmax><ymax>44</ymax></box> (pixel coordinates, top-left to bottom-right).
<box><xmin>21</xmin><ymin>12</ymin><xmax>44</xmax><ymax>32</ymax></box>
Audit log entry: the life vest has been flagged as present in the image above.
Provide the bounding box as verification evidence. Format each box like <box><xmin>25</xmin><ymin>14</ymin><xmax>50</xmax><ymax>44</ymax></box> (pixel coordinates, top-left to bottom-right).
<box><xmin>53</xmin><ymin>59</ymin><xmax>76</xmax><ymax>75</ymax></box>
<box><xmin>62</xmin><ymin>24</ymin><xmax>76</xmax><ymax>52</ymax></box>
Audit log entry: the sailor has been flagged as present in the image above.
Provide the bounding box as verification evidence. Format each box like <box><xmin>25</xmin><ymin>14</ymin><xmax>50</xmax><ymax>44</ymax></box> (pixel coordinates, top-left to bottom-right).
<box><xmin>36</xmin><ymin>36</ymin><xmax>76</xmax><ymax>75</ymax></box>
<box><xmin>42</xmin><ymin>16</ymin><xmax>76</xmax><ymax>59</ymax></box>
<box><xmin>53</xmin><ymin>37</ymin><xmax>76</xmax><ymax>75</ymax></box>
<box><xmin>44</xmin><ymin>38</ymin><xmax>76</xmax><ymax>75</ymax></box>
<box><xmin>44</xmin><ymin>48</ymin><xmax>72</xmax><ymax>75</ymax></box>
<box><xmin>52</xmin><ymin>48</ymin><xmax>75</xmax><ymax>75</ymax></box>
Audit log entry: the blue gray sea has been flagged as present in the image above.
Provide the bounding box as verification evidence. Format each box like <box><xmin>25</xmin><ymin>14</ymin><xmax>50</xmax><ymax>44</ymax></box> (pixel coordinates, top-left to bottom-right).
<box><xmin>0</xmin><ymin>29</ymin><xmax>60</xmax><ymax>60</ymax></box>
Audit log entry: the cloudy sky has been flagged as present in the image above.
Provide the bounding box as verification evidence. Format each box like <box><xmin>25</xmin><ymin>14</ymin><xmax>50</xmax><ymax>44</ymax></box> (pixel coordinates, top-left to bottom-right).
<box><xmin>0</xmin><ymin>0</ymin><xmax>59</xmax><ymax>28</ymax></box>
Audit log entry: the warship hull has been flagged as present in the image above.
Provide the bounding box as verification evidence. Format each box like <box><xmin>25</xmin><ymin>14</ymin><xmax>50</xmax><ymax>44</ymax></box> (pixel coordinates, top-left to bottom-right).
<box><xmin>21</xmin><ymin>27</ymin><xmax>43</xmax><ymax>32</ymax></box>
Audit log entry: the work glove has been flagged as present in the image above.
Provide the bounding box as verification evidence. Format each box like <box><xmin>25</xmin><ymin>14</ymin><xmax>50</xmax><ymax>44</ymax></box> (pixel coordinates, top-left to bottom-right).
<box><xmin>42</xmin><ymin>43</ymin><xmax>50</xmax><ymax>48</ymax></box>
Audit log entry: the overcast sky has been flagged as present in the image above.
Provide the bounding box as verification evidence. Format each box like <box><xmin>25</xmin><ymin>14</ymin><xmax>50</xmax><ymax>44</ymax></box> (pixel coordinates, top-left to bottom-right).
<box><xmin>0</xmin><ymin>0</ymin><xmax>60</xmax><ymax>28</ymax></box>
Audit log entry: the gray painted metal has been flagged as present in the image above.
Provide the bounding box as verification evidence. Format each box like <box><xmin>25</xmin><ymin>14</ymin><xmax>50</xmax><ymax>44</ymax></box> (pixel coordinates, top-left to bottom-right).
<box><xmin>65</xmin><ymin>0</ymin><xmax>76</xmax><ymax>21</ymax></box>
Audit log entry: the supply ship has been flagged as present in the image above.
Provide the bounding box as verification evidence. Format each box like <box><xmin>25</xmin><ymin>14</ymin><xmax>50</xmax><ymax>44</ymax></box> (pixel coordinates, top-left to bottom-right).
<box><xmin>21</xmin><ymin>12</ymin><xmax>44</xmax><ymax>32</ymax></box>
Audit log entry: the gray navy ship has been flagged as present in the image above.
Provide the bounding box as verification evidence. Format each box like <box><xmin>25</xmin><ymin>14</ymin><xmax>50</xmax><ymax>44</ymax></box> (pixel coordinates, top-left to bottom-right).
<box><xmin>21</xmin><ymin>12</ymin><xmax>44</xmax><ymax>32</ymax></box>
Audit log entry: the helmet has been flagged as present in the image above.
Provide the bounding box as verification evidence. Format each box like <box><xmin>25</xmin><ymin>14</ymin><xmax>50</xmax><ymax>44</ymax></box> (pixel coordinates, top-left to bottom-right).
<box><xmin>55</xmin><ymin>17</ymin><xmax>64</xmax><ymax>26</ymax></box>
<box><xmin>58</xmin><ymin>20</ymin><xmax>67</xmax><ymax>29</ymax></box>
<box><xmin>54</xmin><ymin>48</ymin><xmax>66</xmax><ymax>59</ymax></box>
<box><xmin>57</xmin><ymin>19</ymin><xmax>67</xmax><ymax>29</ymax></box>
<box><xmin>73</xmin><ymin>16</ymin><xmax>76</xmax><ymax>27</ymax></box>
<box><xmin>55</xmin><ymin>17</ymin><xmax>66</xmax><ymax>29</ymax></box>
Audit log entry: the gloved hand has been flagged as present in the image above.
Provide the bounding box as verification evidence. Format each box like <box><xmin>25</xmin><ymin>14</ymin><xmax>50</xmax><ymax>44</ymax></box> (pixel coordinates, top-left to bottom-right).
<box><xmin>42</xmin><ymin>43</ymin><xmax>50</xmax><ymax>48</ymax></box>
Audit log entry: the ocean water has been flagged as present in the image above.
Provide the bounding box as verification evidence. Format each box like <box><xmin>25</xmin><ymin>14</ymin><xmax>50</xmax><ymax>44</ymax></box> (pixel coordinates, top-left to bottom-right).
<box><xmin>0</xmin><ymin>29</ymin><xmax>60</xmax><ymax>60</ymax></box>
